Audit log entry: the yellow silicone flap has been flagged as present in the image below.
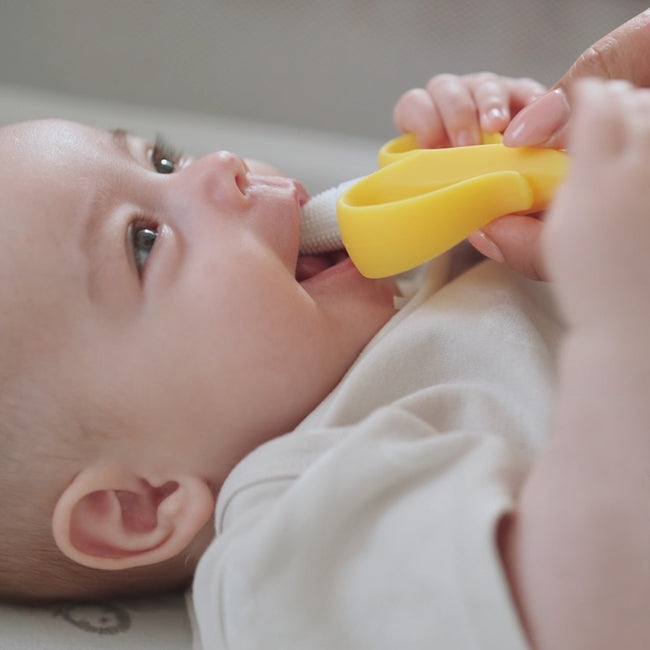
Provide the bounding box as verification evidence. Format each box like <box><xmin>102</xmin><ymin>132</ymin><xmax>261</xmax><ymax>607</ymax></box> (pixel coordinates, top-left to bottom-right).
<box><xmin>337</xmin><ymin>133</ymin><xmax>568</xmax><ymax>278</ymax></box>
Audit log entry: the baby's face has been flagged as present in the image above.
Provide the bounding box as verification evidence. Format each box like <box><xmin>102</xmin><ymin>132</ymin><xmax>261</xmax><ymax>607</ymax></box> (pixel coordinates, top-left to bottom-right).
<box><xmin>0</xmin><ymin>119</ymin><xmax>397</xmax><ymax>485</ymax></box>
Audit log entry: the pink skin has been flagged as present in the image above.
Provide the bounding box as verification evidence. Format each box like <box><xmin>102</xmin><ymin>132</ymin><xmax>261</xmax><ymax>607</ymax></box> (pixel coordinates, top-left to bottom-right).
<box><xmin>504</xmin><ymin>9</ymin><xmax>650</xmax><ymax>149</ymax></box>
<box><xmin>0</xmin><ymin>118</ymin><xmax>399</xmax><ymax>504</ymax></box>
<box><xmin>393</xmin><ymin>72</ymin><xmax>546</xmax><ymax>148</ymax></box>
<box><xmin>485</xmin><ymin>10</ymin><xmax>650</xmax><ymax>279</ymax></box>
<box><xmin>501</xmin><ymin>79</ymin><xmax>650</xmax><ymax>650</ymax></box>
<box><xmin>503</xmin><ymin>88</ymin><xmax>571</xmax><ymax>149</ymax></box>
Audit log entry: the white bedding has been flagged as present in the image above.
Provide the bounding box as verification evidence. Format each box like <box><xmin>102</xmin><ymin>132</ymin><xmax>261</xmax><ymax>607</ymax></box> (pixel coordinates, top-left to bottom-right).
<box><xmin>0</xmin><ymin>81</ymin><xmax>381</xmax><ymax>650</ymax></box>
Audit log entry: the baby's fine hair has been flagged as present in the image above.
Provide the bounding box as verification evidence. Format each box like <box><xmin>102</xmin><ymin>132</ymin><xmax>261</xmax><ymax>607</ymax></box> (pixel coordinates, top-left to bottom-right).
<box><xmin>0</xmin><ymin>409</ymin><xmax>85</xmax><ymax>601</ymax></box>
<box><xmin>0</xmin><ymin>397</ymin><xmax>191</xmax><ymax>602</ymax></box>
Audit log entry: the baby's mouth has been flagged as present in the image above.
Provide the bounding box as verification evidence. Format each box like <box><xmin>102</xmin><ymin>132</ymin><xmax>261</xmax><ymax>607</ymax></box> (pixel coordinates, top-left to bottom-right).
<box><xmin>295</xmin><ymin>250</ymin><xmax>349</xmax><ymax>282</ymax></box>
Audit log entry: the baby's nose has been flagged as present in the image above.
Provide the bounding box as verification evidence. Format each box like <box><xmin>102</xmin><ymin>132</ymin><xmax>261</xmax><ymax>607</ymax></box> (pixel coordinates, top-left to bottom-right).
<box><xmin>182</xmin><ymin>150</ymin><xmax>250</xmax><ymax>207</ymax></box>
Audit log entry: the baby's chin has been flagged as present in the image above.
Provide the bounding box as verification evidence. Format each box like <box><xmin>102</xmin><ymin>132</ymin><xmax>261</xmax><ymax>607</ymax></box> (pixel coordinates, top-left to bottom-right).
<box><xmin>295</xmin><ymin>248</ymin><xmax>400</xmax><ymax>334</ymax></box>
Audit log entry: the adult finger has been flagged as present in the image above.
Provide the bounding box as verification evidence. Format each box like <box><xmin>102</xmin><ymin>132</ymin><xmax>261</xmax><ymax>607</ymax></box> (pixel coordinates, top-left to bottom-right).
<box><xmin>504</xmin><ymin>9</ymin><xmax>650</xmax><ymax>147</ymax></box>
<box><xmin>468</xmin><ymin>215</ymin><xmax>547</xmax><ymax>281</ymax></box>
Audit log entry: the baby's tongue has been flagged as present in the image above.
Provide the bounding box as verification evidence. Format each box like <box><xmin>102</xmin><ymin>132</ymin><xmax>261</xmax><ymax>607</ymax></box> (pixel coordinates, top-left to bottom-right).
<box><xmin>295</xmin><ymin>254</ymin><xmax>332</xmax><ymax>282</ymax></box>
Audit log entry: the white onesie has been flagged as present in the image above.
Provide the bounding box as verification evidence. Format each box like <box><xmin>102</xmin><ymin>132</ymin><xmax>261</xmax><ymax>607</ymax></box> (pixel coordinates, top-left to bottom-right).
<box><xmin>191</xmin><ymin>257</ymin><xmax>562</xmax><ymax>649</ymax></box>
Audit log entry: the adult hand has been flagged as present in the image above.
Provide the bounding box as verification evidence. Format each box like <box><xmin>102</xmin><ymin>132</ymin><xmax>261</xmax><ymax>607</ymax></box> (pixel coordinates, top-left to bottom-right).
<box><xmin>471</xmin><ymin>10</ymin><xmax>650</xmax><ymax>280</ymax></box>
<box><xmin>503</xmin><ymin>9</ymin><xmax>650</xmax><ymax>148</ymax></box>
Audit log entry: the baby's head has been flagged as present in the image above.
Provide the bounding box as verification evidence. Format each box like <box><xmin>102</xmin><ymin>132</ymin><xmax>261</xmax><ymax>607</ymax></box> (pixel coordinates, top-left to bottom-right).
<box><xmin>0</xmin><ymin>119</ymin><xmax>398</xmax><ymax>601</ymax></box>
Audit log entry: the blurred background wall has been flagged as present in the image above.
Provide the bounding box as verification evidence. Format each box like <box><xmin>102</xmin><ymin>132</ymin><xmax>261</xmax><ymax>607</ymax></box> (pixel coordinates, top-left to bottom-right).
<box><xmin>0</xmin><ymin>1</ymin><xmax>647</xmax><ymax>139</ymax></box>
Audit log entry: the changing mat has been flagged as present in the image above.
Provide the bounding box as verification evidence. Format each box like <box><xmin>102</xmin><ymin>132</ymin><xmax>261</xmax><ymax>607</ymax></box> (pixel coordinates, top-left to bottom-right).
<box><xmin>0</xmin><ymin>593</ymin><xmax>193</xmax><ymax>650</ymax></box>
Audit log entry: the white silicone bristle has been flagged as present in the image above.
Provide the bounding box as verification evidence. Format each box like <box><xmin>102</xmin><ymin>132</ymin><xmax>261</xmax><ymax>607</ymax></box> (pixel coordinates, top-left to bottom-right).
<box><xmin>299</xmin><ymin>178</ymin><xmax>359</xmax><ymax>255</ymax></box>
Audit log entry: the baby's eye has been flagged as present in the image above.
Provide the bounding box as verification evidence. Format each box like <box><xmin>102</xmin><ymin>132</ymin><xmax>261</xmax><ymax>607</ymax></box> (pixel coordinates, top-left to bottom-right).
<box><xmin>150</xmin><ymin>135</ymin><xmax>182</xmax><ymax>174</ymax></box>
<box><xmin>129</xmin><ymin>220</ymin><xmax>158</xmax><ymax>276</ymax></box>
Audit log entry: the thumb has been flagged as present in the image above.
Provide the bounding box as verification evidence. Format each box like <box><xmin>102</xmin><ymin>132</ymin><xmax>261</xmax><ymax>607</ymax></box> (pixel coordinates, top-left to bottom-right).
<box><xmin>468</xmin><ymin>215</ymin><xmax>547</xmax><ymax>281</ymax></box>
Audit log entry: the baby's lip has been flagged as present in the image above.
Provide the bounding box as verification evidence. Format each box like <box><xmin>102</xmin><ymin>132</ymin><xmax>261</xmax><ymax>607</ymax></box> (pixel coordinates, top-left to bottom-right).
<box><xmin>295</xmin><ymin>181</ymin><xmax>310</xmax><ymax>207</ymax></box>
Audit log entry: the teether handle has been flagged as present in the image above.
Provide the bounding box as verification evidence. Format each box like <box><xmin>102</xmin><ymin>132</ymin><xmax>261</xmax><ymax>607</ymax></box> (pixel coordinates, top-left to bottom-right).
<box><xmin>339</xmin><ymin>171</ymin><xmax>534</xmax><ymax>278</ymax></box>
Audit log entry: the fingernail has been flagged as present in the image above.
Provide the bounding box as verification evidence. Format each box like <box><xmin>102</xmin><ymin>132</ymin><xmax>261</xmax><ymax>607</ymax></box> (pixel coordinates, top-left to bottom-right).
<box><xmin>487</xmin><ymin>107</ymin><xmax>506</xmax><ymax>121</ymax></box>
<box><xmin>504</xmin><ymin>89</ymin><xmax>570</xmax><ymax>146</ymax></box>
<box><xmin>483</xmin><ymin>107</ymin><xmax>507</xmax><ymax>129</ymax></box>
<box><xmin>472</xmin><ymin>230</ymin><xmax>505</xmax><ymax>263</ymax></box>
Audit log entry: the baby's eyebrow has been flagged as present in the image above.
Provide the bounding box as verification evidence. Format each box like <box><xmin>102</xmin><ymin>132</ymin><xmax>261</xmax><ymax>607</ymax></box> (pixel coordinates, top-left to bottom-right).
<box><xmin>108</xmin><ymin>128</ymin><xmax>131</xmax><ymax>156</ymax></box>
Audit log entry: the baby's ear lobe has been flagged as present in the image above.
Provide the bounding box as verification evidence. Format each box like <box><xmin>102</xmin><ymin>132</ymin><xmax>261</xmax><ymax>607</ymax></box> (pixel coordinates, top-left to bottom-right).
<box><xmin>52</xmin><ymin>464</ymin><xmax>215</xmax><ymax>570</ymax></box>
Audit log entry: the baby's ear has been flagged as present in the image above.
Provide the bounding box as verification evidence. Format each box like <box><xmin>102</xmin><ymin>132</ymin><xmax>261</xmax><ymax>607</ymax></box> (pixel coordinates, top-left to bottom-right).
<box><xmin>51</xmin><ymin>463</ymin><xmax>215</xmax><ymax>570</ymax></box>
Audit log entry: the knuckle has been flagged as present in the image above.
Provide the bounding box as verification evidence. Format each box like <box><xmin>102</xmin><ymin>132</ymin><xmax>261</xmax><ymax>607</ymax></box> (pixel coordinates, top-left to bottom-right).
<box><xmin>573</xmin><ymin>40</ymin><xmax>618</xmax><ymax>80</ymax></box>
<box><xmin>473</xmin><ymin>71</ymin><xmax>499</xmax><ymax>84</ymax></box>
<box><xmin>394</xmin><ymin>88</ymin><xmax>426</xmax><ymax>115</ymax></box>
<box><xmin>426</xmin><ymin>73</ymin><xmax>459</xmax><ymax>91</ymax></box>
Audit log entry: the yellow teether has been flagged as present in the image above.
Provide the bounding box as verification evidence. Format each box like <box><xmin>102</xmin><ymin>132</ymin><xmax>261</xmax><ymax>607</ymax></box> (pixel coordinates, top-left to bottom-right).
<box><xmin>337</xmin><ymin>133</ymin><xmax>568</xmax><ymax>278</ymax></box>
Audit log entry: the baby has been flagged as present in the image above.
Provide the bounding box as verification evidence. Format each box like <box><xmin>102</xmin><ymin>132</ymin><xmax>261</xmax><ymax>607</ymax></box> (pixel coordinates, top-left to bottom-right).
<box><xmin>0</xmin><ymin>75</ymin><xmax>647</xmax><ymax>650</ymax></box>
<box><xmin>0</xmin><ymin>115</ymin><xmax>399</xmax><ymax>599</ymax></box>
